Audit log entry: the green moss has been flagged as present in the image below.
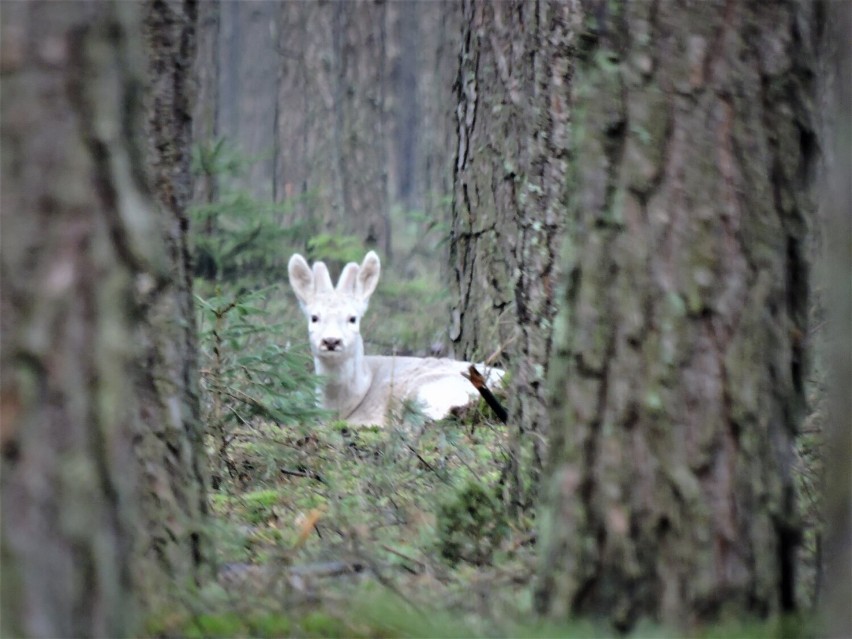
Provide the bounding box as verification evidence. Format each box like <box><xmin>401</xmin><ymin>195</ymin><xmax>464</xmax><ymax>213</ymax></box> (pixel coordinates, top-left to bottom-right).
<box><xmin>301</xmin><ymin>611</ymin><xmax>348</xmax><ymax>638</ymax></box>
<box><xmin>185</xmin><ymin>612</ymin><xmax>245</xmax><ymax>638</ymax></box>
<box><xmin>242</xmin><ymin>488</ymin><xmax>281</xmax><ymax>524</ymax></box>
<box><xmin>643</xmin><ymin>389</ymin><xmax>663</xmax><ymax>413</ymax></box>
<box><xmin>249</xmin><ymin>614</ymin><xmax>293</xmax><ymax>637</ymax></box>
<box><xmin>623</xmin><ymin>86</ymin><xmax>669</xmax><ymax>193</ymax></box>
<box><xmin>436</xmin><ymin>481</ymin><xmax>507</xmax><ymax>566</ymax></box>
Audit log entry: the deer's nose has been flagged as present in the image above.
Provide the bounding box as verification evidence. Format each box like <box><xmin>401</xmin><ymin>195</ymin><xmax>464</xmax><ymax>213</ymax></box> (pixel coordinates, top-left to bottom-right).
<box><xmin>321</xmin><ymin>337</ymin><xmax>342</xmax><ymax>351</ymax></box>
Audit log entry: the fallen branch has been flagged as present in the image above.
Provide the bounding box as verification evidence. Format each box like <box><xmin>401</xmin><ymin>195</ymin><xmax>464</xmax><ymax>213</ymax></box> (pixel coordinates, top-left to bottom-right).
<box><xmin>280</xmin><ymin>467</ymin><xmax>325</xmax><ymax>483</ymax></box>
<box><xmin>462</xmin><ymin>365</ymin><xmax>508</xmax><ymax>423</ymax></box>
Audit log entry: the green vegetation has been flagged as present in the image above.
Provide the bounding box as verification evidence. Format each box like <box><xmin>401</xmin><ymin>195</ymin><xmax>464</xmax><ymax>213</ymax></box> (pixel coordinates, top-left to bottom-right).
<box><xmin>174</xmin><ymin>143</ymin><xmax>529</xmax><ymax>636</ymax></box>
<box><xmin>149</xmin><ymin>142</ymin><xmax>825</xmax><ymax>637</ymax></box>
<box><xmin>436</xmin><ymin>481</ymin><xmax>508</xmax><ymax>566</ymax></box>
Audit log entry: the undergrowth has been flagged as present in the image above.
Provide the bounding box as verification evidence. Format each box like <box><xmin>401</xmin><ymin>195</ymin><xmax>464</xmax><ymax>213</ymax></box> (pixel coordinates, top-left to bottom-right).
<box><xmin>151</xmin><ymin>408</ymin><xmax>541</xmax><ymax>638</ymax></box>
<box><xmin>161</xmin><ymin>141</ymin><xmax>827</xmax><ymax>638</ymax></box>
<box><xmin>179</xmin><ymin>141</ymin><xmax>537</xmax><ymax>636</ymax></box>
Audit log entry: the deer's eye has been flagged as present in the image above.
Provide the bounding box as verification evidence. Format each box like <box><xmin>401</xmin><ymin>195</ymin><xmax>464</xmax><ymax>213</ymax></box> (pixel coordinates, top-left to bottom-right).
<box><xmin>310</xmin><ymin>314</ymin><xmax>319</xmax><ymax>323</ymax></box>
<box><xmin>348</xmin><ymin>316</ymin><xmax>357</xmax><ymax>325</ymax></box>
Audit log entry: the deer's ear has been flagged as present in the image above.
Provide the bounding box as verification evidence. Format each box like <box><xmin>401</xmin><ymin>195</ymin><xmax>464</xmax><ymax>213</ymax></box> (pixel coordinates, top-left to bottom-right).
<box><xmin>357</xmin><ymin>251</ymin><xmax>381</xmax><ymax>301</ymax></box>
<box><xmin>336</xmin><ymin>262</ymin><xmax>360</xmax><ymax>295</ymax></box>
<box><xmin>288</xmin><ymin>254</ymin><xmax>314</xmax><ymax>305</ymax></box>
<box><xmin>312</xmin><ymin>261</ymin><xmax>334</xmax><ymax>294</ymax></box>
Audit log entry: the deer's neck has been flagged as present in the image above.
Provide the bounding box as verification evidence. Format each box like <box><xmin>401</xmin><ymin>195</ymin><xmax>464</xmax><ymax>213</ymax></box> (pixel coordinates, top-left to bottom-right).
<box><xmin>314</xmin><ymin>340</ymin><xmax>373</xmax><ymax>420</ymax></box>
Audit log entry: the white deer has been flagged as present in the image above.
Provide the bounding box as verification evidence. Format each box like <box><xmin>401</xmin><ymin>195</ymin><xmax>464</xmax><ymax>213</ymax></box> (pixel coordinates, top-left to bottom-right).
<box><xmin>288</xmin><ymin>251</ymin><xmax>503</xmax><ymax>426</ymax></box>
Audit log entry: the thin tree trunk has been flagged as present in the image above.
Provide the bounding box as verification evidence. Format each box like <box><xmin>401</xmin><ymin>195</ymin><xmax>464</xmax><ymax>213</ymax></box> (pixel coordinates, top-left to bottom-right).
<box><xmin>275</xmin><ymin>0</ymin><xmax>325</xmax><ymax>222</ymax></box>
<box><xmin>334</xmin><ymin>0</ymin><xmax>391</xmax><ymax>257</ymax></box>
<box><xmin>412</xmin><ymin>0</ymin><xmax>461</xmax><ymax>240</ymax></box>
<box><xmin>536</xmin><ymin>0</ymin><xmax>821</xmax><ymax>630</ymax></box>
<box><xmin>450</xmin><ymin>0</ymin><xmax>577</xmax><ymax>509</ymax></box>
<box><xmin>192</xmin><ymin>0</ymin><xmax>219</xmax><ymax>206</ymax></box>
<box><xmin>141</xmin><ymin>0</ymin><xmax>211</xmax><ymax>600</ymax></box>
<box><xmin>216</xmin><ymin>0</ymin><xmax>278</xmax><ymax>201</ymax></box>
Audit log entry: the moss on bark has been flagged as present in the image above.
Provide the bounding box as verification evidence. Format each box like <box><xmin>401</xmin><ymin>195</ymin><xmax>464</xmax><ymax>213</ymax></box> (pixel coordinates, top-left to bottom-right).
<box><xmin>537</xmin><ymin>0</ymin><xmax>821</xmax><ymax>630</ymax></box>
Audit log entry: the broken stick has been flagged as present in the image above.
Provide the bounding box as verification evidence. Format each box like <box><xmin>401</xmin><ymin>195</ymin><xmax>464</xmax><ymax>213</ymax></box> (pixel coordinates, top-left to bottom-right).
<box><xmin>462</xmin><ymin>365</ymin><xmax>508</xmax><ymax>423</ymax></box>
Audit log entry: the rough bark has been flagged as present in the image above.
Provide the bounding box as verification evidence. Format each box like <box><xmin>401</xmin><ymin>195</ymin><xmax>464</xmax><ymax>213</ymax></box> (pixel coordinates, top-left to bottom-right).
<box><xmin>1</xmin><ymin>2</ymin><xmax>163</xmax><ymax>635</ymax></box>
<box><xmin>450</xmin><ymin>0</ymin><xmax>577</xmax><ymax>508</ymax></box>
<box><xmin>141</xmin><ymin>0</ymin><xmax>211</xmax><ymax>600</ymax></box>
<box><xmin>536</xmin><ymin>0</ymin><xmax>820</xmax><ymax>630</ymax></box>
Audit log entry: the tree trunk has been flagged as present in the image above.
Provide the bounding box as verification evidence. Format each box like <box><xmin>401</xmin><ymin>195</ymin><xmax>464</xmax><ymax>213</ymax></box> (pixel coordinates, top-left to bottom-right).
<box><xmin>1</xmin><ymin>2</ymin><xmax>148</xmax><ymax>635</ymax></box>
<box><xmin>536</xmin><ymin>0</ymin><xmax>820</xmax><ymax>631</ymax></box>
<box><xmin>216</xmin><ymin>0</ymin><xmax>278</xmax><ymax>201</ymax></box>
<box><xmin>0</xmin><ymin>1</ymin><xmax>208</xmax><ymax>635</ymax></box>
<box><xmin>192</xmin><ymin>0</ymin><xmax>219</xmax><ymax>207</ymax></box>
<box><xmin>449</xmin><ymin>0</ymin><xmax>577</xmax><ymax>509</ymax></box>
<box><xmin>407</xmin><ymin>0</ymin><xmax>461</xmax><ymax>230</ymax></box>
<box><xmin>332</xmin><ymin>0</ymin><xmax>391</xmax><ymax>256</ymax></box>
<box><xmin>820</xmin><ymin>1</ymin><xmax>852</xmax><ymax>635</ymax></box>
<box><xmin>141</xmin><ymin>0</ymin><xmax>211</xmax><ymax>601</ymax></box>
<box><xmin>273</xmin><ymin>1</ymin><xmax>391</xmax><ymax>256</ymax></box>
<box><xmin>377</xmin><ymin>0</ymin><xmax>461</xmax><ymax>243</ymax></box>
<box><xmin>386</xmin><ymin>0</ymin><xmax>420</xmax><ymax>212</ymax></box>
<box><xmin>275</xmin><ymin>0</ymin><xmax>330</xmax><ymax>226</ymax></box>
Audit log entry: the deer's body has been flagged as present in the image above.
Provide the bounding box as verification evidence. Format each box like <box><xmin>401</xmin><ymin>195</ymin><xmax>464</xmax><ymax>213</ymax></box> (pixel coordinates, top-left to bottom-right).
<box><xmin>288</xmin><ymin>251</ymin><xmax>502</xmax><ymax>426</ymax></box>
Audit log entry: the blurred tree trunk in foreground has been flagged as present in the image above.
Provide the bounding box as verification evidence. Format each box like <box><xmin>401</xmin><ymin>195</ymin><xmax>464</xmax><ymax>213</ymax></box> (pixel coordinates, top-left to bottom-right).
<box><xmin>0</xmin><ymin>1</ymin><xmax>207</xmax><ymax>635</ymax></box>
<box><xmin>537</xmin><ymin>0</ymin><xmax>820</xmax><ymax>631</ymax></box>
<box><xmin>821</xmin><ymin>1</ymin><xmax>852</xmax><ymax>635</ymax></box>
<box><xmin>142</xmin><ymin>0</ymin><xmax>211</xmax><ymax>602</ymax></box>
<box><xmin>450</xmin><ymin>0</ymin><xmax>577</xmax><ymax>510</ymax></box>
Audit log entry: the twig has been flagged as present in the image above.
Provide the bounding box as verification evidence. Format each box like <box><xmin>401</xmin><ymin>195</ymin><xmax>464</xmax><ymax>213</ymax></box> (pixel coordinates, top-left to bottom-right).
<box><xmin>355</xmin><ymin>552</ymin><xmax>426</xmax><ymax>616</ymax></box>
<box><xmin>280</xmin><ymin>467</ymin><xmax>325</xmax><ymax>483</ymax></box>
<box><xmin>485</xmin><ymin>333</ymin><xmax>518</xmax><ymax>366</ymax></box>
<box><xmin>406</xmin><ymin>444</ymin><xmax>451</xmax><ymax>483</ymax></box>
<box><xmin>380</xmin><ymin>544</ymin><xmax>426</xmax><ymax>572</ymax></box>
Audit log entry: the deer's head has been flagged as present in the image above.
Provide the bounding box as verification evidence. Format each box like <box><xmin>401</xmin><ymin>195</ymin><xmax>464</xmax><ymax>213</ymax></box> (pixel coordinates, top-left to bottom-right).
<box><xmin>288</xmin><ymin>251</ymin><xmax>381</xmax><ymax>363</ymax></box>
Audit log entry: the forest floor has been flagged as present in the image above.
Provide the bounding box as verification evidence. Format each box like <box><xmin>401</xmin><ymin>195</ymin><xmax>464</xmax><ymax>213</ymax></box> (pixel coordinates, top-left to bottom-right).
<box><xmin>170</xmin><ymin>202</ymin><xmax>571</xmax><ymax>636</ymax></box>
<box><xmin>149</xmin><ymin>406</ymin><xmax>821</xmax><ymax>638</ymax></box>
<box><xmin>167</xmin><ymin>201</ymin><xmax>823</xmax><ymax>637</ymax></box>
<box><xmin>148</xmin><ymin>401</ymin><xmax>570</xmax><ymax>638</ymax></box>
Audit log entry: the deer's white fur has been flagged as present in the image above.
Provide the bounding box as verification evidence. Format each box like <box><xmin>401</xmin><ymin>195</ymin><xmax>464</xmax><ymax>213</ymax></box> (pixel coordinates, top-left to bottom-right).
<box><xmin>288</xmin><ymin>251</ymin><xmax>503</xmax><ymax>426</ymax></box>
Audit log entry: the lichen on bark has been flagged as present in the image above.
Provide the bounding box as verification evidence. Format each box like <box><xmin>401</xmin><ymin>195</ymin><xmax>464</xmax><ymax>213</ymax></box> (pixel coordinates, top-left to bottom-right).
<box><xmin>537</xmin><ymin>0</ymin><xmax>821</xmax><ymax>630</ymax></box>
<box><xmin>450</xmin><ymin>0</ymin><xmax>578</xmax><ymax>510</ymax></box>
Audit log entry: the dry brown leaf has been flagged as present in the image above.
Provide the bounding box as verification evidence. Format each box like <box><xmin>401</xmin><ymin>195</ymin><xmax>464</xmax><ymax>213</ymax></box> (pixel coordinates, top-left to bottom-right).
<box><xmin>293</xmin><ymin>505</ymin><xmax>326</xmax><ymax>549</ymax></box>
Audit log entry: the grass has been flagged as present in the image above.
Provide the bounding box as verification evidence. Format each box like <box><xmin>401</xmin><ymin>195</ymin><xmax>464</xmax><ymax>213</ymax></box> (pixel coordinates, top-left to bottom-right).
<box><xmin>180</xmin><ymin>173</ymin><xmax>827</xmax><ymax>635</ymax></box>
<box><xmin>149</xmin><ymin>403</ymin><xmax>546</xmax><ymax>638</ymax></box>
